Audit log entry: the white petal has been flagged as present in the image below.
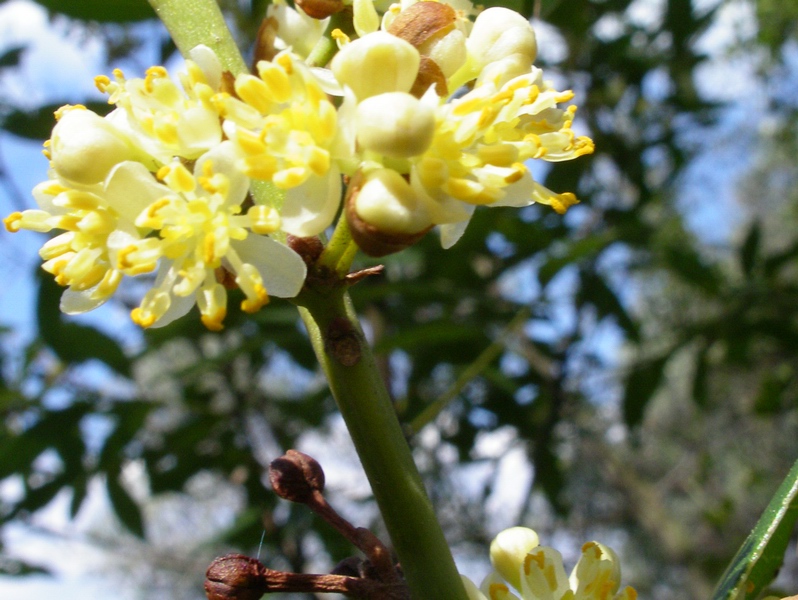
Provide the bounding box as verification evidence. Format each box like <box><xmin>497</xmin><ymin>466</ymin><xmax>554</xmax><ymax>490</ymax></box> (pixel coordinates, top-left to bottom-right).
<box><xmin>280</xmin><ymin>169</ymin><xmax>342</xmax><ymax>237</ymax></box>
<box><xmin>60</xmin><ymin>288</ymin><xmax>108</xmax><ymax>314</ymax></box>
<box><xmin>489</xmin><ymin>172</ymin><xmax>536</xmax><ymax>207</ymax></box>
<box><xmin>188</xmin><ymin>44</ymin><xmax>222</xmax><ymax>89</ymax></box>
<box><xmin>194</xmin><ymin>142</ymin><xmax>250</xmax><ymax>207</ymax></box>
<box><xmin>231</xmin><ymin>236</ymin><xmax>306</xmax><ymax>298</ymax></box>
<box><xmin>104</xmin><ymin>161</ymin><xmax>170</xmax><ymax>223</ymax></box>
<box><xmin>149</xmin><ymin>293</ymin><xmax>195</xmax><ymax>328</ymax></box>
<box><xmin>439</xmin><ymin>216</ymin><xmax>472</xmax><ymax>249</ymax></box>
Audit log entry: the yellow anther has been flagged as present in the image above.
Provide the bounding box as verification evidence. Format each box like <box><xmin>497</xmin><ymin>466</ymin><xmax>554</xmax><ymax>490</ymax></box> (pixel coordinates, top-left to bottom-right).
<box><xmin>94</xmin><ymin>75</ymin><xmax>112</xmax><ymax>93</ymax></box>
<box><xmin>247</xmin><ymin>205</ymin><xmax>281</xmax><ymax>234</ymax></box>
<box><xmin>273</xmin><ymin>166</ymin><xmax>307</xmax><ymax>189</ymax></box>
<box><xmin>331</xmin><ymin>28</ymin><xmax>351</xmax><ymax>45</ymax></box>
<box><xmin>3</xmin><ymin>212</ymin><xmax>23</xmax><ymax>233</ymax></box>
<box><xmin>144</xmin><ymin>66</ymin><xmax>168</xmax><ymax>93</ymax></box>
<box><xmin>201</xmin><ymin>308</ymin><xmax>226</xmax><ymax>331</ymax></box>
<box><xmin>276</xmin><ymin>53</ymin><xmax>294</xmax><ymax>75</ymax></box>
<box><xmin>505</xmin><ymin>162</ymin><xmax>527</xmax><ymax>183</ymax></box>
<box><xmin>241</xmin><ymin>283</ymin><xmax>269</xmax><ymax>313</ymax></box>
<box><xmin>117</xmin><ymin>245</ymin><xmax>158</xmax><ymax>275</ymax></box>
<box><xmin>130</xmin><ymin>307</ymin><xmax>156</xmax><ymax>328</ymax></box>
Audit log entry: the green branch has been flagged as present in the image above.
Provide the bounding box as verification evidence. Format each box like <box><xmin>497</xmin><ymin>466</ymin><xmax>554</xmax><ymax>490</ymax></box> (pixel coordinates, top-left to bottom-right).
<box><xmin>148</xmin><ymin>0</ymin><xmax>248</xmax><ymax>75</ymax></box>
<box><xmin>297</xmin><ymin>284</ymin><xmax>468</xmax><ymax>600</ymax></box>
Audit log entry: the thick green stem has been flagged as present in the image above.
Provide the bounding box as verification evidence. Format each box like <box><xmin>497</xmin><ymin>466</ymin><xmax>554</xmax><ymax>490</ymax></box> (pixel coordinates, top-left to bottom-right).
<box><xmin>148</xmin><ymin>0</ymin><xmax>248</xmax><ymax>75</ymax></box>
<box><xmin>297</xmin><ymin>286</ymin><xmax>468</xmax><ymax>600</ymax></box>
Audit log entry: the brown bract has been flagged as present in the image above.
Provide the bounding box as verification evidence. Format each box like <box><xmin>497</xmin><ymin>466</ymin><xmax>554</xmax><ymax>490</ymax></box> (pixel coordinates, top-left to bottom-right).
<box><xmin>295</xmin><ymin>0</ymin><xmax>344</xmax><ymax>19</ymax></box>
<box><xmin>345</xmin><ymin>172</ymin><xmax>432</xmax><ymax>258</ymax></box>
<box><xmin>387</xmin><ymin>1</ymin><xmax>457</xmax><ymax>48</ymax></box>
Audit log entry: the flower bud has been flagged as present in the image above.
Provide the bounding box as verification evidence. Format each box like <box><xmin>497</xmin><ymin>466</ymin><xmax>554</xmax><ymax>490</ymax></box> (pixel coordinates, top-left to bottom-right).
<box><xmin>50</xmin><ymin>107</ymin><xmax>140</xmax><ymax>185</ymax></box>
<box><xmin>355</xmin><ymin>92</ymin><xmax>435</xmax><ymax>158</ymax></box>
<box><xmin>489</xmin><ymin>526</ymin><xmax>540</xmax><ymax>592</ymax></box>
<box><xmin>467</xmin><ymin>7</ymin><xmax>537</xmax><ymax>68</ymax></box>
<box><xmin>331</xmin><ymin>32</ymin><xmax>420</xmax><ymax>101</ymax></box>
<box><xmin>269</xmin><ymin>450</ymin><xmax>325</xmax><ymax>503</ymax></box>
<box><xmin>387</xmin><ymin>1</ymin><xmax>466</xmax><ymax>78</ymax></box>
<box><xmin>204</xmin><ymin>554</ymin><xmax>267</xmax><ymax>600</ymax></box>
<box><xmin>346</xmin><ymin>169</ymin><xmax>432</xmax><ymax>257</ymax></box>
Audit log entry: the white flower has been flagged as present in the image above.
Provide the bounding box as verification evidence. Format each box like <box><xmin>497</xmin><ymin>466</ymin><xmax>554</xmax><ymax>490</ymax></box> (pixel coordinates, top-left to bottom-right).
<box><xmin>462</xmin><ymin>528</ymin><xmax>637</xmax><ymax>600</ymax></box>
<box><xmin>95</xmin><ymin>46</ymin><xmax>224</xmax><ymax>163</ymax></box>
<box><xmin>218</xmin><ymin>51</ymin><xmax>341</xmax><ymax>237</ymax></box>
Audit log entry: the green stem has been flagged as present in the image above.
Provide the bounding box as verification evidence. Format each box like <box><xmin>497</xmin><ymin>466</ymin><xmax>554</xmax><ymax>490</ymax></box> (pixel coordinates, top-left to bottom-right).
<box><xmin>317</xmin><ymin>214</ymin><xmax>359</xmax><ymax>277</ymax></box>
<box><xmin>296</xmin><ymin>286</ymin><xmax>468</xmax><ymax>600</ymax></box>
<box><xmin>148</xmin><ymin>0</ymin><xmax>248</xmax><ymax>75</ymax></box>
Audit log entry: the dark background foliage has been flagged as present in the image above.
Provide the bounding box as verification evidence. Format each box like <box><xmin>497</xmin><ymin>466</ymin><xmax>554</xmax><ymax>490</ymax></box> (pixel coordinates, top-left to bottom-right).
<box><xmin>1</xmin><ymin>0</ymin><xmax>798</xmax><ymax>598</ymax></box>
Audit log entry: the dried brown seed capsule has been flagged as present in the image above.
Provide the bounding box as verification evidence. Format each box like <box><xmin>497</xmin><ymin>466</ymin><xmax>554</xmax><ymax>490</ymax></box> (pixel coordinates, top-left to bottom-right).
<box><xmin>205</xmin><ymin>554</ymin><xmax>267</xmax><ymax>600</ymax></box>
<box><xmin>269</xmin><ymin>449</ymin><xmax>326</xmax><ymax>503</ymax></box>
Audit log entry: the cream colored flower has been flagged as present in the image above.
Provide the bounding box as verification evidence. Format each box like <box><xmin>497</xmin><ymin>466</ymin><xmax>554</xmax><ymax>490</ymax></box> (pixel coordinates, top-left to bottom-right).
<box><xmin>462</xmin><ymin>528</ymin><xmax>637</xmax><ymax>600</ymax></box>
<box><xmin>94</xmin><ymin>45</ymin><xmax>224</xmax><ymax>163</ymax></box>
<box><xmin>116</xmin><ymin>143</ymin><xmax>306</xmax><ymax>330</ymax></box>
<box><xmin>218</xmin><ymin>51</ymin><xmax>341</xmax><ymax>237</ymax></box>
<box><xmin>6</xmin><ymin>143</ymin><xmax>306</xmax><ymax>330</ymax></box>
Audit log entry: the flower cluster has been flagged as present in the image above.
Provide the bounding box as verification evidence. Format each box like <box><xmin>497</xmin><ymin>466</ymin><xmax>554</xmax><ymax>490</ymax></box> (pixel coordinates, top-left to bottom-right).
<box><xmin>463</xmin><ymin>527</ymin><xmax>637</xmax><ymax>600</ymax></box>
<box><xmin>5</xmin><ymin>0</ymin><xmax>593</xmax><ymax>328</ymax></box>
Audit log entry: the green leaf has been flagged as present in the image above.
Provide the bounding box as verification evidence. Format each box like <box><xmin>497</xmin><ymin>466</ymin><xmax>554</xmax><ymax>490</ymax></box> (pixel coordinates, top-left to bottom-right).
<box><xmin>36</xmin><ymin>273</ymin><xmax>131</xmax><ymax>376</ymax></box>
<box><xmin>711</xmin><ymin>458</ymin><xmax>798</xmax><ymax>600</ymax></box>
<box><xmin>739</xmin><ymin>221</ymin><xmax>761</xmax><ymax>277</ymax></box>
<box><xmin>106</xmin><ymin>476</ymin><xmax>145</xmax><ymax>538</ymax></box>
<box><xmin>31</xmin><ymin>0</ymin><xmax>155</xmax><ymax>22</ymax></box>
<box><xmin>622</xmin><ymin>355</ymin><xmax>669</xmax><ymax>427</ymax></box>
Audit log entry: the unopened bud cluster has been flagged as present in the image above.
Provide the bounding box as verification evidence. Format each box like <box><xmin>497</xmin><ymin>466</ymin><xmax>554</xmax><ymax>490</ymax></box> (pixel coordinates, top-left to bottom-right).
<box><xmin>5</xmin><ymin>0</ymin><xmax>594</xmax><ymax>328</ymax></box>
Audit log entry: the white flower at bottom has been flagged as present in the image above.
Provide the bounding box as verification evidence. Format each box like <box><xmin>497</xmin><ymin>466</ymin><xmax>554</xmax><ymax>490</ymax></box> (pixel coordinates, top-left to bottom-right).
<box><xmin>462</xmin><ymin>527</ymin><xmax>637</xmax><ymax>600</ymax></box>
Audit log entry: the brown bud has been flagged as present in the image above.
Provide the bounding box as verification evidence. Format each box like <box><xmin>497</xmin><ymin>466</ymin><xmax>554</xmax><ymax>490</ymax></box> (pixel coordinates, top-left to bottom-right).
<box><xmin>387</xmin><ymin>1</ymin><xmax>457</xmax><ymax>48</ymax></box>
<box><xmin>269</xmin><ymin>450</ymin><xmax>325</xmax><ymax>503</ymax></box>
<box><xmin>286</xmin><ymin>234</ymin><xmax>324</xmax><ymax>267</ymax></box>
<box><xmin>205</xmin><ymin>554</ymin><xmax>267</xmax><ymax>600</ymax></box>
<box><xmin>325</xmin><ymin>317</ymin><xmax>362</xmax><ymax>366</ymax></box>
<box><xmin>295</xmin><ymin>0</ymin><xmax>344</xmax><ymax>19</ymax></box>
<box><xmin>253</xmin><ymin>17</ymin><xmax>279</xmax><ymax>65</ymax></box>
<box><xmin>410</xmin><ymin>56</ymin><xmax>448</xmax><ymax>98</ymax></box>
<box><xmin>344</xmin><ymin>172</ymin><xmax>432</xmax><ymax>258</ymax></box>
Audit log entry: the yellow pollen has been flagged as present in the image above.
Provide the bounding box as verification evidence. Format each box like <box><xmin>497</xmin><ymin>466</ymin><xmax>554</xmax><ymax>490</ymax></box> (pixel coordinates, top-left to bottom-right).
<box><xmin>112</xmin><ymin>68</ymin><xmax>124</xmax><ymax>79</ymax></box>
